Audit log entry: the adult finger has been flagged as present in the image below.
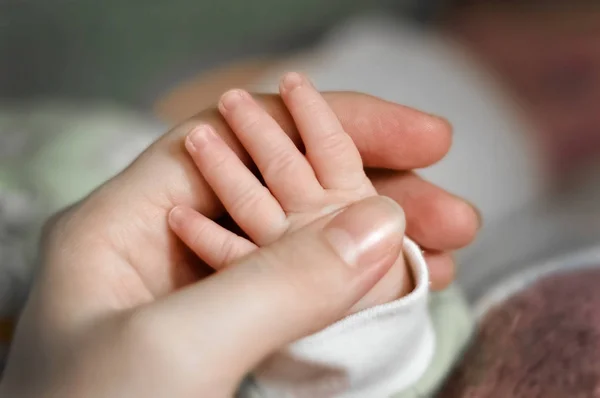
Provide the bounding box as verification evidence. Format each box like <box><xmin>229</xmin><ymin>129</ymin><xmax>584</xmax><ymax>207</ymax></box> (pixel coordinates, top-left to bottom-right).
<box><xmin>370</xmin><ymin>169</ymin><xmax>480</xmax><ymax>250</ymax></box>
<box><xmin>120</xmin><ymin>92</ymin><xmax>453</xmax><ymax>219</ymax></box>
<box><xmin>138</xmin><ymin>196</ymin><xmax>406</xmax><ymax>393</ymax></box>
<box><xmin>180</xmin><ymin>91</ymin><xmax>453</xmax><ymax>171</ymax></box>
<box><xmin>76</xmin><ymin>92</ymin><xmax>453</xmax><ymax>299</ymax></box>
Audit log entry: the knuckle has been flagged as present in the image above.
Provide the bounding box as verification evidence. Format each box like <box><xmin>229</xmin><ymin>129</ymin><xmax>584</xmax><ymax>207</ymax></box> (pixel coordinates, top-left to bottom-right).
<box><xmin>319</xmin><ymin>132</ymin><xmax>348</xmax><ymax>152</ymax></box>
<box><xmin>40</xmin><ymin>204</ymin><xmax>75</xmax><ymax>240</ymax></box>
<box><xmin>39</xmin><ymin>202</ymin><xmax>84</xmax><ymax>256</ymax></box>
<box><xmin>203</xmin><ymin>151</ymin><xmax>230</xmax><ymax>174</ymax></box>
<box><xmin>262</xmin><ymin>149</ymin><xmax>301</xmax><ymax>180</ymax></box>
<box><xmin>300</xmin><ymin>97</ymin><xmax>322</xmax><ymax>113</ymax></box>
<box><xmin>39</xmin><ymin>214</ymin><xmax>63</xmax><ymax>249</ymax></box>
<box><xmin>228</xmin><ymin>184</ymin><xmax>270</xmax><ymax>215</ymax></box>
<box><xmin>215</xmin><ymin>235</ymin><xmax>242</xmax><ymax>266</ymax></box>
<box><xmin>237</xmin><ymin>112</ymin><xmax>263</xmax><ymax>132</ymax></box>
<box><xmin>187</xmin><ymin>219</ymin><xmax>212</xmax><ymax>250</ymax></box>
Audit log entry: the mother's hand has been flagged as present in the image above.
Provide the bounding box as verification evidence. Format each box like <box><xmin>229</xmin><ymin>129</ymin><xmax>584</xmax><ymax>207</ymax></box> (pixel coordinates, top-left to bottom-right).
<box><xmin>0</xmin><ymin>91</ymin><xmax>479</xmax><ymax>396</ymax></box>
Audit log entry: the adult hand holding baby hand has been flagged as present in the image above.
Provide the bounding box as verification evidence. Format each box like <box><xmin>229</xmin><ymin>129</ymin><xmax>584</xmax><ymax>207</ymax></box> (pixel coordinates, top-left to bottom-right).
<box><xmin>4</xmin><ymin>196</ymin><xmax>406</xmax><ymax>398</ymax></box>
<box><xmin>0</xmin><ymin>87</ymin><xmax>479</xmax><ymax>397</ymax></box>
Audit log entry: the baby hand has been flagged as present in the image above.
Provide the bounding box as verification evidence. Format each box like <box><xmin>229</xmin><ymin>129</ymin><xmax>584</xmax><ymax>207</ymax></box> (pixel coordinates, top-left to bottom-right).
<box><xmin>169</xmin><ymin>72</ymin><xmax>413</xmax><ymax>313</ymax></box>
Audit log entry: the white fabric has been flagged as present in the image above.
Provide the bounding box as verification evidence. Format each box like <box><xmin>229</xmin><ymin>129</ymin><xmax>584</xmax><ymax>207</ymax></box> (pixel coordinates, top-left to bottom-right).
<box><xmin>250</xmin><ymin>238</ymin><xmax>434</xmax><ymax>398</ymax></box>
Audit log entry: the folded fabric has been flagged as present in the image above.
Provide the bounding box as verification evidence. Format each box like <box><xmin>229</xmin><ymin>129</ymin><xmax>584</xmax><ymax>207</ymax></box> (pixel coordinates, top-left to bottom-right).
<box><xmin>241</xmin><ymin>239</ymin><xmax>473</xmax><ymax>397</ymax></box>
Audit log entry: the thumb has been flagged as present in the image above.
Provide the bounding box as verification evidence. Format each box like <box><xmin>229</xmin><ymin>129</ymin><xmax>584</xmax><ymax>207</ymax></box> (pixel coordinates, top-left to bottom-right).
<box><xmin>144</xmin><ymin>196</ymin><xmax>405</xmax><ymax>391</ymax></box>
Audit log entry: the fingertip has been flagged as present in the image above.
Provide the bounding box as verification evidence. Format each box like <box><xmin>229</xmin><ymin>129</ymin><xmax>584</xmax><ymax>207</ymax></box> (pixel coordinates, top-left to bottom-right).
<box><xmin>443</xmin><ymin>197</ymin><xmax>480</xmax><ymax>246</ymax></box>
<box><xmin>379</xmin><ymin>196</ymin><xmax>407</xmax><ymax>223</ymax></box>
<box><xmin>410</xmin><ymin>192</ymin><xmax>479</xmax><ymax>250</ymax></box>
<box><xmin>279</xmin><ymin>72</ymin><xmax>306</xmax><ymax>94</ymax></box>
<box><xmin>169</xmin><ymin>206</ymin><xmax>196</xmax><ymax>232</ymax></box>
<box><xmin>409</xmin><ymin>114</ymin><xmax>453</xmax><ymax>166</ymax></box>
<box><xmin>426</xmin><ymin>115</ymin><xmax>454</xmax><ymax>162</ymax></box>
<box><xmin>467</xmin><ymin>200</ymin><xmax>483</xmax><ymax>231</ymax></box>
<box><xmin>324</xmin><ymin>196</ymin><xmax>406</xmax><ymax>270</ymax></box>
<box><xmin>185</xmin><ymin>124</ymin><xmax>217</xmax><ymax>154</ymax></box>
<box><xmin>218</xmin><ymin>89</ymin><xmax>249</xmax><ymax>114</ymax></box>
<box><xmin>424</xmin><ymin>252</ymin><xmax>456</xmax><ymax>291</ymax></box>
<box><xmin>428</xmin><ymin>115</ymin><xmax>453</xmax><ymax>140</ymax></box>
<box><xmin>168</xmin><ymin>206</ymin><xmax>185</xmax><ymax>228</ymax></box>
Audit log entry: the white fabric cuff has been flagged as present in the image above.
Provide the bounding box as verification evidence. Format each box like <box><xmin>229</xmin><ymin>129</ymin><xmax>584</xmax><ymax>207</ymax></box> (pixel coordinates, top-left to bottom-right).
<box><xmin>250</xmin><ymin>237</ymin><xmax>435</xmax><ymax>398</ymax></box>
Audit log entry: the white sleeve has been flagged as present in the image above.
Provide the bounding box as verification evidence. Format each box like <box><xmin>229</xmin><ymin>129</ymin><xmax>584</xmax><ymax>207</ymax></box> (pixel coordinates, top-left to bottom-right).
<box><xmin>247</xmin><ymin>238</ymin><xmax>435</xmax><ymax>398</ymax></box>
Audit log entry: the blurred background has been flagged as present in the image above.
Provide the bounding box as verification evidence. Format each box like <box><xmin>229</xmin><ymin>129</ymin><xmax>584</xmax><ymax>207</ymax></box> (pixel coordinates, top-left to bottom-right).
<box><xmin>1</xmin><ymin>0</ymin><xmax>600</xmax><ymax>369</ymax></box>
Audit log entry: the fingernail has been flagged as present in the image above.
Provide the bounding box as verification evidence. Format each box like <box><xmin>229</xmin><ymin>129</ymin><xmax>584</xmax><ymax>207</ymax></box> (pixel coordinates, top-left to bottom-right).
<box><xmin>186</xmin><ymin>125</ymin><xmax>216</xmax><ymax>152</ymax></box>
<box><xmin>324</xmin><ymin>196</ymin><xmax>405</xmax><ymax>269</ymax></box>
<box><xmin>219</xmin><ymin>89</ymin><xmax>246</xmax><ymax>112</ymax></box>
<box><xmin>281</xmin><ymin>72</ymin><xmax>304</xmax><ymax>92</ymax></box>
<box><xmin>168</xmin><ymin>206</ymin><xmax>186</xmax><ymax>227</ymax></box>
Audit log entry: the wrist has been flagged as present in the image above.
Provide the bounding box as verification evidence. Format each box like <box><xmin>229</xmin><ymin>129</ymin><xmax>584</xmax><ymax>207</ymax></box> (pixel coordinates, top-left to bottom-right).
<box><xmin>248</xmin><ymin>237</ymin><xmax>434</xmax><ymax>398</ymax></box>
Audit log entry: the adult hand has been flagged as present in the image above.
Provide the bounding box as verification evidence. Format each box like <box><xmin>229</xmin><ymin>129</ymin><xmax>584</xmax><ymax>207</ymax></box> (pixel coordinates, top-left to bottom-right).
<box><xmin>3</xmin><ymin>195</ymin><xmax>408</xmax><ymax>397</ymax></box>
<box><xmin>0</xmin><ymin>91</ymin><xmax>479</xmax><ymax>397</ymax></box>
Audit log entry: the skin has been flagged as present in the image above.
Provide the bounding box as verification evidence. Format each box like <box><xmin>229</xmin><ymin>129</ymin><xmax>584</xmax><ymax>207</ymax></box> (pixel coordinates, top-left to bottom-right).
<box><xmin>171</xmin><ymin>73</ymin><xmax>416</xmax><ymax>311</ymax></box>
<box><xmin>0</xmin><ymin>76</ymin><xmax>479</xmax><ymax>397</ymax></box>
